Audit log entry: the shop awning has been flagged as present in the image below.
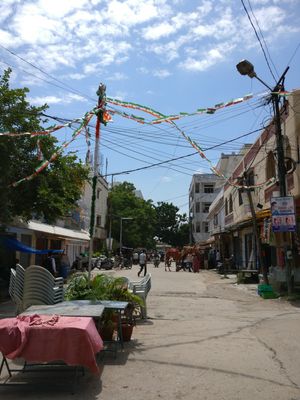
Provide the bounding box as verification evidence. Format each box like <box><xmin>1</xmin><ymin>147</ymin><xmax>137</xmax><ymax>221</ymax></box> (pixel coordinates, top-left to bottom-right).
<box><xmin>27</xmin><ymin>221</ymin><xmax>90</xmax><ymax>241</ymax></box>
<box><xmin>0</xmin><ymin>237</ymin><xmax>63</xmax><ymax>254</ymax></box>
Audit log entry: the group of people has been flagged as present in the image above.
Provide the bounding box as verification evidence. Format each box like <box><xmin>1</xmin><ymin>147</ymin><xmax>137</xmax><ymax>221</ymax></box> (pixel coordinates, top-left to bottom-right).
<box><xmin>42</xmin><ymin>251</ymin><xmax>70</xmax><ymax>279</ymax></box>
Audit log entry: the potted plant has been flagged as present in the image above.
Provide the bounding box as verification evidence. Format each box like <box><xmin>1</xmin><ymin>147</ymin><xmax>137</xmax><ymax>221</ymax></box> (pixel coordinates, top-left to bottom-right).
<box><xmin>65</xmin><ymin>273</ymin><xmax>144</xmax><ymax>341</ymax></box>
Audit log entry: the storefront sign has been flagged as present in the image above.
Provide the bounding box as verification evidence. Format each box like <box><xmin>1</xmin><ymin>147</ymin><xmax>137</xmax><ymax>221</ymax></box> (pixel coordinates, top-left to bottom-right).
<box><xmin>271</xmin><ymin>196</ymin><xmax>296</xmax><ymax>232</ymax></box>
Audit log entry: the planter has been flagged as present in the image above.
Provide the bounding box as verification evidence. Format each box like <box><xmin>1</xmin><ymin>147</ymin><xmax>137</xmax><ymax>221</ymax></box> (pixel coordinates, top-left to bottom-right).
<box><xmin>121</xmin><ymin>323</ymin><xmax>134</xmax><ymax>342</ymax></box>
<box><xmin>99</xmin><ymin>324</ymin><xmax>114</xmax><ymax>341</ymax></box>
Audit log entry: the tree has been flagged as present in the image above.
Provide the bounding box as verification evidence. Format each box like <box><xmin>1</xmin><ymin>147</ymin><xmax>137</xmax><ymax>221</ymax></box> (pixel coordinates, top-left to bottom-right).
<box><xmin>154</xmin><ymin>201</ymin><xmax>187</xmax><ymax>246</ymax></box>
<box><xmin>0</xmin><ymin>68</ymin><xmax>89</xmax><ymax>225</ymax></box>
<box><xmin>108</xmin><ymin>182</ymin><xmax>156</xmax><ymax>249</ymax></box>
<box><xmin>172</xmin><ymin>222</ymin><xmax>190</xmax><ymax>247</ymax></box>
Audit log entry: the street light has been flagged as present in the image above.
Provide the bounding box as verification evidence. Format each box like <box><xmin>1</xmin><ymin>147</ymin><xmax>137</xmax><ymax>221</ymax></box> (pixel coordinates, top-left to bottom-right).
<box><xmin>119</xmin><ymin>217</ymin><xmax>133</xmax><ymax>256</ymax></box>
<box><xmin>236</xmin><ymin>59</ymin><xmax>289</xmax><ymax>197</ymax></box>
<box><xmin>106</xmin><ymin>172</ymin><xmax>130</xmax><ymax>256</ymax></box>
<box><xmin>236</xmin><ymin>59</ymin><xmax>292</xmax><ymax>291</ymax></box>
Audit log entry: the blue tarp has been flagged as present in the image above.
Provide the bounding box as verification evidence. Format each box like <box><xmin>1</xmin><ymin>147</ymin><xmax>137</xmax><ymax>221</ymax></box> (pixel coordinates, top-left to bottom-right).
<box><xmin>0</xmin><ymin>237</ymin><xmax>63</xmax><ymax>254</ymax></box>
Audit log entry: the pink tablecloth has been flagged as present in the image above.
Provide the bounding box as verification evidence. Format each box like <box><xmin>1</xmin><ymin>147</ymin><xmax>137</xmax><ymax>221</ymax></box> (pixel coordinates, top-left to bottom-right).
<box><xmin>0</xmin><ymin>315</ymin><xmax>103</xmax><ymax>374</ymax></box>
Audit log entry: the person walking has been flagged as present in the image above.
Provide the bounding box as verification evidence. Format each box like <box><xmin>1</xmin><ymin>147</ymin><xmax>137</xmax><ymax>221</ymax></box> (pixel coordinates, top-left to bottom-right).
<box><xmin>153</xmin><ymin>252</ymin><xmax>160</xmax><ymax>268</ymax></box>
<box><xmin>138</xmin><ymin>250</ymin><xmax>147</xmax><ymax>277</ymax></box>
<box><xmin>43</xmin><ymin>251</ymin><xmax>57</xmax><ymax>276</ymax></box>
<box><xmin>192</xmin><ymin>252</ymin><xmax>200</xmax><ymax>273</ymax></box>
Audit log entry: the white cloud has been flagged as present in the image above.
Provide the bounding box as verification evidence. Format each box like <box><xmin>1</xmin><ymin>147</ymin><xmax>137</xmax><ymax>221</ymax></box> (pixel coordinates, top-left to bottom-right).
<box><xmin>142</xmin><ymin>22</ymin><xmax>176</xmax><ymax>40</ymax></box>
<box><xmin>30</xmin><ymin>95</ymin><xmax>63</xmax><ymax>105</ymax></box>
<box><xmin>69</xmin><ymin>73</ymin><xmax>86</xmax><ymax>80</ymax></box>
<box><xmin>106</xmin><ymin>0</ymin><xmax>162</xmax><ymax>26</ymax></box>
<box><xmin>109</xmin><ymin>91</ymin><xmax>127</xmax><ymax>101</ymax></box>
<box><xmin>107</xmin><ymin>72</ymin><xmax>128</xmax><ymax>81</ymax></box>
<box><xmin>153</xmin><ymin>69</ymin><xmax>171</xmax><ymax>78</ymax></box>
<box><xmin>0</xmin><ymin>0</ymin><xmax>297</xmax><ymax>87</ymax></box>
<box><xmin>249</xmin><ymin>6</ymin><xmax>285</xmax><ymax>31</ymax></box>
<box><xmin>36</xmin><ymin>0</ymin><xmax>90</xmax><ymax>18</ymax></box>
<box><xmin>0</xmin><ymin>29</ymin><xmax>21</xmax><ymax>47</ymax></box>
<box><xmin>180</xmin><ymin>48</ymin><xmax>224</xmax><ymax>72</ymax></box>
<box><xmin>137</xmin><ymin>67</ymin><xmax>149</xmax><ymax>74</ymax></box>
<box><xmin>161</xmin><ymin>176</ymin><xmax>172</xmax><ymax>183</ymax></box>
<box><xmin>12</xmin><ymin>6</ymin><xmax>68</xmax><ymax>45</ymax></box>
<box><xmin>29</xmin><ymin>93</ymin><xmax>87</xmax><ymax>105</ymax></box>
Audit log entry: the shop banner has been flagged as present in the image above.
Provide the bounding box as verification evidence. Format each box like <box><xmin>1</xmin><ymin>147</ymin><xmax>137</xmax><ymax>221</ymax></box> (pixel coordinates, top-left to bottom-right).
<box><xmin>271</xmin><ymin>196</ymin><xmax>296</xmax><ymax>232</ymax></box>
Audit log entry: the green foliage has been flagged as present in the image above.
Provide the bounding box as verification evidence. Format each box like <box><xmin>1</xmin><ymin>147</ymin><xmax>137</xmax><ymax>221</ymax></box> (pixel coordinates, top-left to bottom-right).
<box><xmin>65</xmin><ymin>273</ymin><xmax>144</xmax><ymax>324</ymax></box>
<box><xmin>65</xmin><ymin>273</ymin><xmax>143</xmax><ymax>306</ymax></box>
<box><xmin>0</xmin><ymin>68</ymin><xmax>89</xmax><ymax>225</ymax></box>
<box><xmin>154</xmin><ymin>201</ymin><xmax>188</xmax><ymax>246</ymax></box>
<box><xmin>109</xmin><ymin>182</ymin><xmax>156</xmax><ymax>249</ymax></box>
<box><xmin>108</xmin><ymin>182</ymin><xmax>190</xmax><ymax>249</ymax></box>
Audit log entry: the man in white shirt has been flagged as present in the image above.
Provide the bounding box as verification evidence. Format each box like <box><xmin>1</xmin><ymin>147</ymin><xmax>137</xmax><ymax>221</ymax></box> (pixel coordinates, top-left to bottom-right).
<box><xmin>138</xmin><ymin>250</ymin><xmax>147</xmax><ymax>277</ymax></box>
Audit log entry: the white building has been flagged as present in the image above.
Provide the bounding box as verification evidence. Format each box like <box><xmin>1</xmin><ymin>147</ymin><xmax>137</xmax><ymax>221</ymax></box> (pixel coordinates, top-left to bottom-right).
<box><xmin>189</xmin><ymin>174</ymin><xmax>223</xmax><ymax>243</ymax></box>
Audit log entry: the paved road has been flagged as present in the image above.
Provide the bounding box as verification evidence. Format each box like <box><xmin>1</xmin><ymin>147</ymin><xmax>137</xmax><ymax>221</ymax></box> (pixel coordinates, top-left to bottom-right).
<box><xmin>1</xmin><ymin>264</ymin><xmax>300</xmax><ymax>399</ymax></box>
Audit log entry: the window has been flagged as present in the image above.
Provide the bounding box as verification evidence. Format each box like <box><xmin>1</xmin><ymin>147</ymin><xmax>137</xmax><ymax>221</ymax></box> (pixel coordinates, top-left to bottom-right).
<box><xmin>97</xmin><ymin>189</ymin><xmax>101</xmax><ymax>199</ymax></box>
<box><xmin>196</xmin><ymin>222</ymin><xmax>201</xmax><ymax>232</ymax></box>
<box><xmin>285</xmin><ymin>141</ymin><xmax>293</xmax><ymax>173</ymax></box>
<box><xmin>213</xmin><ymin>214</ymin><xmax>219</xmax><ymax>226</ymax></box>
<box><xmin>204</xmin><ymin>184</ymin><xmax>214</xmax><ymax>193</ymax></box>
<box><xmin>229</xmin><ymin>194</ymin><xmax>233</xmax><ymax>213</ymax></box>
<box><xmin>203</xmin><ymin>203</ymin><xmax>211</xmax><ymax>213</ymax></box>
<box><xmin>195</xmin><ymin>202</ymin><xmax>200</xmax><ymax>213</ymax></box>
<box><xmin>238</xmin><ymin>189</ymin><xmax>243</xmax><ymax>206</ymax></box>
<box><xmin>195</xmin><ymin>183</ymin><xmax>200</xmax><ymax>193</ymax></box>
<box><xmin>225</xmin><ymin>198</ymin><xmax>228</xmax><ymax>216</ymax></box>
<box><xmin>96</xmin><ymin>215</ymin><xmax>101</xmax><ymax>227</ymax></box>
<box><xmin>247</xmin><ymin>170</ymin><xmax>255</xmax><ymax>186</ymax></box>
<box><xmin>266</xmin><ymin>152</ymin><xmax>276</xmax><ymax>180</ymax></box>
<box><xmin>203</xmin><ymin>222</ymin><xmax>209</xmax><ymax>233</ymax></box>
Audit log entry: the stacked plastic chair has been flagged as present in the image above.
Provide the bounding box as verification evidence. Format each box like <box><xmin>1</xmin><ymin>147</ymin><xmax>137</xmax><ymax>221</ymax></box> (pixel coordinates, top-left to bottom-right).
<box><xmin>9</xmin><ymin>268</ymin><xmax>16</xmax><ymax>303</ymax></box>
<box><xmin>9</xmin><ymin>265</ymin><xmax>25</xmax><ymax>313</ymax></box>
<box><xmin>22</xmin><ymin>265</ymin><xmax>64</xmax><ymax>310</ymax></box>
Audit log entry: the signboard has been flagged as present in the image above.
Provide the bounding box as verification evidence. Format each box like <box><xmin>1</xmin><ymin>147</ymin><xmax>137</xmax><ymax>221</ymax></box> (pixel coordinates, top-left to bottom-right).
<box><xmin>271</xmin><ymin>196</ymin><xmax>296</xmax><ymax>232</ymax></box>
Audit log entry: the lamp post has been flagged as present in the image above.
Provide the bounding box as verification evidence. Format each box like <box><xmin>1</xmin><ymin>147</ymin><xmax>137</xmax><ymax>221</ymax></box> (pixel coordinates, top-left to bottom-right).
<box><xmin>106</xmin><ymin>172</ymin><xmax>130</xmax><ymax>256</ymax></box>
<box><xmin>236</xmin><ymin>60</ymin><xmax>292</xmax><ymax>292</ymax></box>
<box><xmin>236</xmin><ymin>60</ymin><xmax>289</xmax><ymax>197</ymax></box>
<box><xmin>119</xmin><ymin>217</ymin><xmax>133</xmax><ymax>256</ymax></box>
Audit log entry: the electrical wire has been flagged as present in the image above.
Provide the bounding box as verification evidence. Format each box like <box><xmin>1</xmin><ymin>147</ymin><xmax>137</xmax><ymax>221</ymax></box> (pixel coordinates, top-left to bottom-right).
<box><xmin>246</xmin><ymin>0</ymin><xmax>279</xmax><ymax>79</ymax></box>
<box><xmin>0</xmin><ymin>44</ymin><xmax>97</xmax><ymax>103</ymax></box>
<box><xmin>240</xmin><ymin>0</ymin><xmax>277</xmax><ymax>82</ymax></box>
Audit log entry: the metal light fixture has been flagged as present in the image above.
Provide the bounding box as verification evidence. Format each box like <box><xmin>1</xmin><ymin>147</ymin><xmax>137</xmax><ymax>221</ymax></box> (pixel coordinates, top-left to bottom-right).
<box><xmin>236</xmin><ymin>59</ymin><xmax>256</xmax><ymax>78</ymax></box>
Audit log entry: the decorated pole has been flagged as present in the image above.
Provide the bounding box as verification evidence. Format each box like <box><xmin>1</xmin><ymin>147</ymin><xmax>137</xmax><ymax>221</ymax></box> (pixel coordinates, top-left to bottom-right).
<box><xmin>88</xmin><ymin>83</ymin><xmax>106</xmax><ymax>281</ymax></box>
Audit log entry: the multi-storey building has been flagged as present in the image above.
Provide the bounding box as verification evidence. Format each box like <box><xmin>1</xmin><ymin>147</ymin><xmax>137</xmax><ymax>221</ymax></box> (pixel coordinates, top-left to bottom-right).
<box><xmin>189</xmin><ymin>174</ymin><xmax>223</xmax><ymax>243</ymax></box>
<box><xmin>217</xmin><ymin>90</ymin><xmax>300</xmax><ymax>283</ymax></box>
<box><xmin>206</xmin><ymin>147</ymin><xmax>252</xmax><ymax>256</ymax></box>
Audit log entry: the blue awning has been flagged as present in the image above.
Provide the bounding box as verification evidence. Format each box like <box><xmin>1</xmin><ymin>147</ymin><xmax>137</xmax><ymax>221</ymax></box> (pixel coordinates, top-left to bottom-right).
<box><xmin>0</xmin><ymin>237</ymin><xmax>63</xmax><ymax>255</ymax></box>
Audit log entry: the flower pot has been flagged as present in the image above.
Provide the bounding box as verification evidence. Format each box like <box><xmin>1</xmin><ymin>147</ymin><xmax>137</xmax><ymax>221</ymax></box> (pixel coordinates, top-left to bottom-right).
<box><xmin>121</xmin><ymin>323</ymin><xmax>134</xmax><ymax>342</ymax></box>
<box><xmin>99</xmin><ymin>324</ymin><xmax>114</xmax><ymax>341</ymax></box>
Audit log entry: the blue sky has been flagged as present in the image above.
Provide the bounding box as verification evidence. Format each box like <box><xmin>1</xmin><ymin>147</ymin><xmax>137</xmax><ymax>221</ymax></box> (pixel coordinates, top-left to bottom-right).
<box><xmin>0</xmin><ymin>0</ymin><xmax>300</xmax><ymax>214</ymax></box>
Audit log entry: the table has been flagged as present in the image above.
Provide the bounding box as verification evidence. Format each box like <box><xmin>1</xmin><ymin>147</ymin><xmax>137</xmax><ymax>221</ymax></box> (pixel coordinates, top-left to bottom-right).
<box><xmin>21</xmin><ymin>300</ymin><xmax>129</xmax><ymax>348</ymax></box>
<box><xmin>21</xmin><ymin>301</ymin><xmax>105</xmax><ymax>318</ymax></box>
<box><xmin>0</xmin><ymin>314</ymin><xmax>104</xmax><ymax>387</ymax></box>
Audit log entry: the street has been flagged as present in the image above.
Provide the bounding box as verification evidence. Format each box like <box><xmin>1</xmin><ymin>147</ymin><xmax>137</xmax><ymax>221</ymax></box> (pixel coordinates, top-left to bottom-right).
<box><xmin>1</xmin><ymin>264</ymin><xmax>300</xmax><ymax>400</ymax></box>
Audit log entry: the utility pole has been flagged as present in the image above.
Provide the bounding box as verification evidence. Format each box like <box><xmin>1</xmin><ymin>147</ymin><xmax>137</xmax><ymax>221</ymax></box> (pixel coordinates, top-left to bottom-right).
<box><xmin>236</xmin><ymin>60</ymin><xmax>291</xmax><ymax>292</ymax></box>
<box><xmin>88</xmin><ymin>83</ymin><xmax>106</xmax><ymax>281</ymax></box>
<box><xmin>244</xmin><ymin>173</ymin><xmax>268</xmax><ymax>283</ymax></box>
